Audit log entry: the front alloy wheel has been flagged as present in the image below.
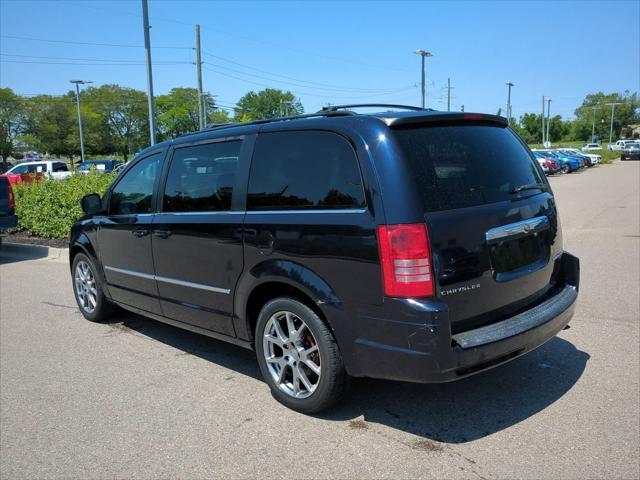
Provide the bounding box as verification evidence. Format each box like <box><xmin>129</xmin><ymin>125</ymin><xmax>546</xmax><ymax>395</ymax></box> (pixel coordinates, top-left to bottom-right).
<box><xmin>75</xmin><ymin>260</ymin><xmax>97</xmax><ymax>314</ymax></box>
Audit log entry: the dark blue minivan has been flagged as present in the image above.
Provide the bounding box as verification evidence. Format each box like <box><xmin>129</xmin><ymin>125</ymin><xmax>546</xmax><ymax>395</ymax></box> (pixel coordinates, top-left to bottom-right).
<box><xmin>69</xmin><ymin>105</ymin><xmax>579</xmax><ymax>413</ymax></box>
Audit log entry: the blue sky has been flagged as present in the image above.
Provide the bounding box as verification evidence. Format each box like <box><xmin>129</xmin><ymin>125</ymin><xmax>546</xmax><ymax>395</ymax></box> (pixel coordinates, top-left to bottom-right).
<box><xmin>1</xmin><ymin>0</ymin><xmax>639</xmax><ymax>119</ymax></box>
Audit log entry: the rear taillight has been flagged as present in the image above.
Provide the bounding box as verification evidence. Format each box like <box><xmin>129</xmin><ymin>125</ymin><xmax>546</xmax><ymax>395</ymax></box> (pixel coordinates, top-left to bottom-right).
<box><xmin>376</xmin><ymin>223</ymin><xmax>434</xmax><ymax>298</ymax></box>
<box><xmin>6</xmin><ymin>182</ymin><xmax>15</xmax><ymax>209</ymax></box>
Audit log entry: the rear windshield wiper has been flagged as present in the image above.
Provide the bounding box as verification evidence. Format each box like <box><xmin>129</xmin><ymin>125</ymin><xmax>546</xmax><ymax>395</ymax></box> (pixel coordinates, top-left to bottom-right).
<box><xmin>510</xmin><ymin>183</ymin><xmax>547</xmax><ymax>194</ymax></box>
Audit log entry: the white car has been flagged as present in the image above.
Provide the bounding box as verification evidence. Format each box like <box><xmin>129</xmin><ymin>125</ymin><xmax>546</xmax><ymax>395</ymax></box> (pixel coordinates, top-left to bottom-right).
<box><xmin>5</xmin><ymin>160</ymin><xmax>73</xmax><ymax>180</ymax></box>
<box><xmin>608</xmin><ymin>140</ymin><xmax>636</xmax><ymax>151</ymax></box>
<box><xmin>581</xmin><ymin>143</ymin><xmax>603</xmax><ymax>152</ymax></box>
<box><xmin>563</xmin><ymin>148</ymin><xmax>601</xmax><ymax>165</ymax></box>
<box><xmin>536</xmin><ymin>157</ymin><xmax>549</xmax><ymax>174</ymax></box>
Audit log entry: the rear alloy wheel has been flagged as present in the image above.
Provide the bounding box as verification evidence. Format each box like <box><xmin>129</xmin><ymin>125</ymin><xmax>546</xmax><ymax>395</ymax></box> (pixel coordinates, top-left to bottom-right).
<box><xmin>561</xmin><ymin>164</ymin><xmax>570</xmax><ymax>174</ymax></box>
<box><xmin>256</xmin><ymin>297</ymin><xmax>347</xmax><ymax>413</ymax></box>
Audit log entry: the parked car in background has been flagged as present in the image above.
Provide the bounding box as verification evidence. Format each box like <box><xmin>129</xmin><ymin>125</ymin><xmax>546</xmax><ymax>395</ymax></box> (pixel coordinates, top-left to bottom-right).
<box><xmin>620</xmin><ymin>142</ymin><xmax>640</xmax><ymax>161</ymax></box>
<box><xmin>556</xmin><ymin>149</ymin><xmax>594</xmax><ymax>167</ymax></box>
<box><xmin>533</xmin><ymin>151</ymin><xmax>560</xmax><ymax>175</ymax></box>
<box><xmin>608</xmin><ymin>140</ymin><xmax>636</xmax><ymax>151</ymax></box>
<box><xmin>581</xmin><ymin>143</ymin><xmax>602</xmax><ymax>152</ymax></box>
<box><xmin>5</xmin><ymin>160</ymin><xmax>72</xmax><ymax>181</ymax></box>
<box><xmin>561</xmin><ymin>148</ymin><xmax>601</xmax><ymax>166</ymax></box>
<box><xmin>536</xmin><ymin>150</ymin><xmax>582</xmax><ymax>173</ymax></box>
<box><xmin>0</xmin><ymin>176</ymin><xmax>18</xmax><ymax>241</ymax></box>
<box><xmin>70</xmin><ymin>106</ymin><xmax>580</xmax><ymax>413</ymax></box>
<box><xmin>77</xmin><ymin>159</ymin><xmax>123</xmax><ymax>174</ymax></box>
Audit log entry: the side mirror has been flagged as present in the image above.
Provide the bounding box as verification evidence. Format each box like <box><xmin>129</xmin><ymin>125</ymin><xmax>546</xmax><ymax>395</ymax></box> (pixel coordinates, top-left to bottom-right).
<box><xmin>81</xmin><ymin>193</ymin><xmax>103</xmax><ymax>215</ymax></box>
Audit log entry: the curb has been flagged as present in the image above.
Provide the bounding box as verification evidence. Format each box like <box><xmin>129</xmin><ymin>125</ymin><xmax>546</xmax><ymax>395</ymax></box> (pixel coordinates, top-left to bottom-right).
<box><xmin>0</xmin><ymin>242</ymin><xmax>68</xmax><ymax>261</ymax></box>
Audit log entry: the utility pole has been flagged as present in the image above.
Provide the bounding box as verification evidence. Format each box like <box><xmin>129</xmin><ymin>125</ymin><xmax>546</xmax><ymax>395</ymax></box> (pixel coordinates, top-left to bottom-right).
<box><xmin>606</xmin><ymin>102</ymin><xmax>622</xmax><ymax>145</ymax></box>
<box><xmin>505</xmin><ymin>81</ymin><xmax>514</xmax><ymax>124</ymax></box>
<box><xmin>461</xmin><ymin>104</ymin><xmax>464</xmax><ymax>112</ymax></box>
<box><xmin>195</xmin><ymin>25</ymin><xmax>205</xmax><ymax>129</ymax></box>
<box><xmin>541</xmin><ymin>96</ymin><xmax>546</xmax><ymax>144</ymax></box>
<box><xmin>195</xmin><ymin>24</ymin><xmax>205</xmax><ymax>130</ymax></box>
<box><xmin>447</xmin><ymin>78</ymin><xmax>451</xmax><ymax>111</ymax></box>
<box><xmin>414</xmin><ymin>50</ymin><xmax>433</xmax><ymax>109</ymax></box>
<box><xmin>546</xmin><ymin>98</ymin><xmax>552</xmax><ymax>145</ymax></box>
<box><xmin>70</xmin><ymin>80</ymin><xmax>92</xmax><ymax>164</ymax></box>
<box><xmin>591</xmin><ymin>106</ymin><xmax>598</xmax><ymax>143</ymax></box>
<box><xmin>142</xmin><ymin>0</ymin><xmax>156</xmax><ymax>145</ymax></box>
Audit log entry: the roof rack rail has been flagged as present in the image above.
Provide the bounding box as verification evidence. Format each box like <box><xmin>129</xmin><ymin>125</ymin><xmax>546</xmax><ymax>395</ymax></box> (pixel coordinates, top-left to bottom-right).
<box><xmin>202</xmin><ymin>110</ymin><xmax>356</xmax><ymax>132</ymax></box>
<box><xmin>320</xmin><ymin>103</ymin><xmax>431</xmax><ymax>112</ymax></box>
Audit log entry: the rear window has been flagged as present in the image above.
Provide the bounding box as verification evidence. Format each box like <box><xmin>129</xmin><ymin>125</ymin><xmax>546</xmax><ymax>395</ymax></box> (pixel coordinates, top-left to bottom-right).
<box><xmin>393</xmin><ymin>125</ymin><xmax>543</xmax><ymax>212</ymax></box>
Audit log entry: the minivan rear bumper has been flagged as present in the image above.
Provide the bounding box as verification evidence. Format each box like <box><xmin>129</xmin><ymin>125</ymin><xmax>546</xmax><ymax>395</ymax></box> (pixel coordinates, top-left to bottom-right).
<box><xmin>344</xmin><ymin>251</ymin><xmax>579</xmax><ymax>383</ymax></box>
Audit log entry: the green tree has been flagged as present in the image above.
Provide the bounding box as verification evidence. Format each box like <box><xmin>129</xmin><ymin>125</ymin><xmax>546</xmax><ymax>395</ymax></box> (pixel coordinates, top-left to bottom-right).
<box><xmin>22</xmin><ymin>94</ymin><xmax>77</xmax><ymax>158</ymax></box>
<box><xmin>0</xmin><ymin>88</ymin><xmax>24</xmax><ymax>159</ymax></box>
<box><xmin>82</xmin><ymin>84</ymin><xmax>149</xmax><ymax>160</ymax></box>
<box><xmin>209</xmin><ymin>109</ymin><xmax>232</xmax><ymax>124</ymax></box>
<box><xmin>573</xmin><ymin>91</ymin><xmax>640</xmax><ymax>142</ymax></box>
<box><xmin>156</xmin><ymin>87</ymin><xmax>217</xmax><ymax>140</ymax></box>
<box><xmin>234</xmin><ymin>89</ymin><xmax>303</xmax><ymax>121</ymax></box>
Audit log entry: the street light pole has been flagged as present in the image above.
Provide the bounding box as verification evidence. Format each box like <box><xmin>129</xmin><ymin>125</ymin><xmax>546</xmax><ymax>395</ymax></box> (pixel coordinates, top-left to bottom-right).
<box><xmin>546</xmin><ymin>98</ymin><xmax>552</xmax><ymax>145</ymax></box>
<box><xmin>414</xmin><ymin>50</ymin><xmax>433</xmax><ymax>109</ymax></box>
<box><xmin>591</xmin><ymin>106</ymin><xmax>598</xmax><ymax>143</ymax></box>
<box><xmin>70</xmin><ymin>80</ymin><xmax>92</xmax><ymax>163</ymax></box>
<box><xmin>195</xmin><ymin>24</ymin><xmax>205</xmax><ymax>130</ymax></box>
<box><xmin>541</xmin><ymin>96</ymin><xmax>546</xmax><ymax>144</ymax></box>
<box><xmin>505</xmin><ymin>82</ymin><xmax>514</xmax><ymax>124</ymax></box>
<box><xmin>605</xmin><ymin>102</ymin><xmax>622</xmax><ymax>146</ymax></box>
<box><xmin>142</xmin><ymin>0</ymin><xmax>157</xmax><ymax>145</ymax></box>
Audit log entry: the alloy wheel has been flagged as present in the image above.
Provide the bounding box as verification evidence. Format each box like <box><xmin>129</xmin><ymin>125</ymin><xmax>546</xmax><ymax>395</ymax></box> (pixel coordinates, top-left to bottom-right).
<box><xmin>75</xmin><ymin>260</ymin><xmax>97</xmax><ymax>314</ymax></box>
<box><xmin>262</xmin><ymin>310</ymin><xmax>321</xmax><ymax>399</ymax></box>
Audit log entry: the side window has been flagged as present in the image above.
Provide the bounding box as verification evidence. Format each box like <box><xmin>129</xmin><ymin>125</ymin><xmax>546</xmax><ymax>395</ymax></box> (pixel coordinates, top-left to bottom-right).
<box><xmin>11</xmin><ymin>165</ymin><xmax>28</xmax><ymax>174</ymax></box>
<box><xmin>34</xmin><ymin>163</ymin><xmax>46</xmax><ymax>173</ymax></box>
<box><xmin>53</xmin><ymin>163</ymin><xmax>68</xmax><ymax>172</ymax></box>
<box><xmin>109</xmin><ymin>152</ymin><xmax>162</xmax><ymax>215</ymax></box>
<box><xmin>247</xmin><ymin>131</ymin><xmax>365</xmax><ymax>211</ymax></box>
<box><xmin>163</xmin><ymin>141</ymin><xmax>241</xmax><ymax>212</ymax></box>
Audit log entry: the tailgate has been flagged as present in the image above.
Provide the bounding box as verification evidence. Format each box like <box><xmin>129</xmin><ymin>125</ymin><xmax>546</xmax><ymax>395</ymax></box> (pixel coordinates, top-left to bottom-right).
<box><xmin>392</xmin><ymin>121</ymin><xmax>562</xmax><ymax>332</ymax></box>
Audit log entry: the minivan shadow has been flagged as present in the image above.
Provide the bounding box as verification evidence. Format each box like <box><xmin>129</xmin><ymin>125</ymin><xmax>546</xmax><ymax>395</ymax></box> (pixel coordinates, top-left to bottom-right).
<box><xmin>110</xmin><ymin>312</ymin><xmax>588</xmax><ymax>444</ymax></box>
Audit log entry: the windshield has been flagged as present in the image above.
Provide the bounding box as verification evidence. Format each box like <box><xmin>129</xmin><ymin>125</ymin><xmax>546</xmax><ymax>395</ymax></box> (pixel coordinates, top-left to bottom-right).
<box><xmin>393</xmin><ymin>124</ymin><xmax>544</xmax><ymax>212</ymax></box>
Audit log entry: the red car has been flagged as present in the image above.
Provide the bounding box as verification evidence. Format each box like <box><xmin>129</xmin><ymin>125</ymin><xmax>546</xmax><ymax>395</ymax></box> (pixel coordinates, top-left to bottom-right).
<box><xmin>533</xmin><ymin>151</ymin><xmax>560</xmax><ymax>175</ymax></box>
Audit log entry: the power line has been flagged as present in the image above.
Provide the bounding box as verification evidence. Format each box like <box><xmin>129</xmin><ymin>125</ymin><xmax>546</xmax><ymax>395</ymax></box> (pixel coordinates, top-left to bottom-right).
<box><xmin>56</xmin><ymin>1</ymin><xmax>413</xmax><ymax>73</ymax></box>
<box><xmin>202</xmin><ymin>58</ymin><xmax>413</xmax><ymax>94</ymax></box>
<box><xmin>0</xmin><ymin>34</ymin><xmax>191</xmax><ymax>50</ymax></box>
<box><xmin>1</xmin><ymin>53</ymin><xmax>191</xmax><ymax>64</ymax></box>
<box><xmin>1</xmin><ymin>60</ymin><xmax>189</xmax><ymax>66</ymax></box>
<box><xmin>202</xmin><ymin>65</ymin><xmax>415</xmax><ymax>99</ymax></box>
<box><xmin>202</xmin><ymin>52</ymin><xmax>409</xmax><ymax>93</ymax></box>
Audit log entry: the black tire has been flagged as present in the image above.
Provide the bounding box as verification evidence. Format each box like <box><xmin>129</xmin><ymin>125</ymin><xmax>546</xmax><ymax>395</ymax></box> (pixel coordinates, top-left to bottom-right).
<box><xmin>561</xmin><ymin>164</ymin><xmax>570</xmax><ymax>174</ymax></box>
<box><xmin>71</xmin><ymin>252</ymin><xmax>115</xmax><ymax>323</ymax></box>
<box><xmin>255</xmin><ymin>297</ymin><xmax>348</xmax><ymax>414</ymax></box>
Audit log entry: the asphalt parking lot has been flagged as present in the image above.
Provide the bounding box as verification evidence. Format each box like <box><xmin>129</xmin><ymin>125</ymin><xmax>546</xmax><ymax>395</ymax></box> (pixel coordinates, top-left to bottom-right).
<box><xmin>1</xmin><ymin>160</ymin><xmax>639</xmax><ymax>479</ymax></box>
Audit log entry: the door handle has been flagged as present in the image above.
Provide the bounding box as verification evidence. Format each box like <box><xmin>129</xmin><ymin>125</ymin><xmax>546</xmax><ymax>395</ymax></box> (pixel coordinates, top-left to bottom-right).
<box><xmin>153</xmin><ymin>228</ymin><xmax>172</xmax><ymax>239</ymax></box>
<box><xmin>132</xmin><ymin>228</ymin><xmax>149</xmax><ymax>237</ymax></box>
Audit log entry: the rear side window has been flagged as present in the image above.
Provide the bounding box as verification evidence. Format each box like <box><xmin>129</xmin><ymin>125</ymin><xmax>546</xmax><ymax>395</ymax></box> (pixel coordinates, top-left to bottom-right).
<box><xmin>53</xmin><ymin>163</ymin><xmax>68</xmax><ymax>172</ymax></box>
<box><xmin>163</xmin><ymin>141</ymin><xmax>240</xmax><ymax>212</ymax></box>
<box><xmin>393</xmin><ymin>125</ymin><xmax>543</xmax><ymax>212</ymax></box>
<box><xmin>109</xmin><ymin>152</ymin><xmax>162</xmax><ymax>215</ymax></box>
<box><xmin>247</xmin><ymin>131</ymin><xmax>365</xmax><ymax>211</ymax></box>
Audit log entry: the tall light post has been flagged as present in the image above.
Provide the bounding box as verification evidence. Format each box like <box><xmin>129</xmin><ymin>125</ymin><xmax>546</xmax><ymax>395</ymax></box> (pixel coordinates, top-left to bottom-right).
<box><xmin>545</xmin><ymin>98</ymin><xmax>552</xmax><ymax>145</ymax></box>
<box><xmin>142</xmin><ymin>0</ymin><xmax>157</xmax><ymax>145</ymax></box>
<box><xmin>591</xmin><ymin>106</ymin><xmax>598</xmax><ymax>142</ymax></box>
<box><xmin>505</xmin><ymin>81</ymin><xmax>514</xmax><ymax>124</ymax></box>
<box><xmin>414</xmin><ymin>50</ymin><xmax>433</xmax><ymax>109</ymax></box>
<box><xmin>605</xmin><ymin>102</ymin><xmax>622</xmax><ymax>146</ymax></box>
<box><xmin>70</xmin><ymin>80</ymin><xmax>92</xmax><ymax>163</ymax></box>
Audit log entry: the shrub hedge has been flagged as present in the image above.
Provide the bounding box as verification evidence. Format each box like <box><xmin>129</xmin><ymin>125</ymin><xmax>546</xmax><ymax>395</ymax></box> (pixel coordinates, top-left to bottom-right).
<box><xmin>13</xmin><ymin>173</ymin><xmax>116</xmax><ymax>239</ymax></box>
